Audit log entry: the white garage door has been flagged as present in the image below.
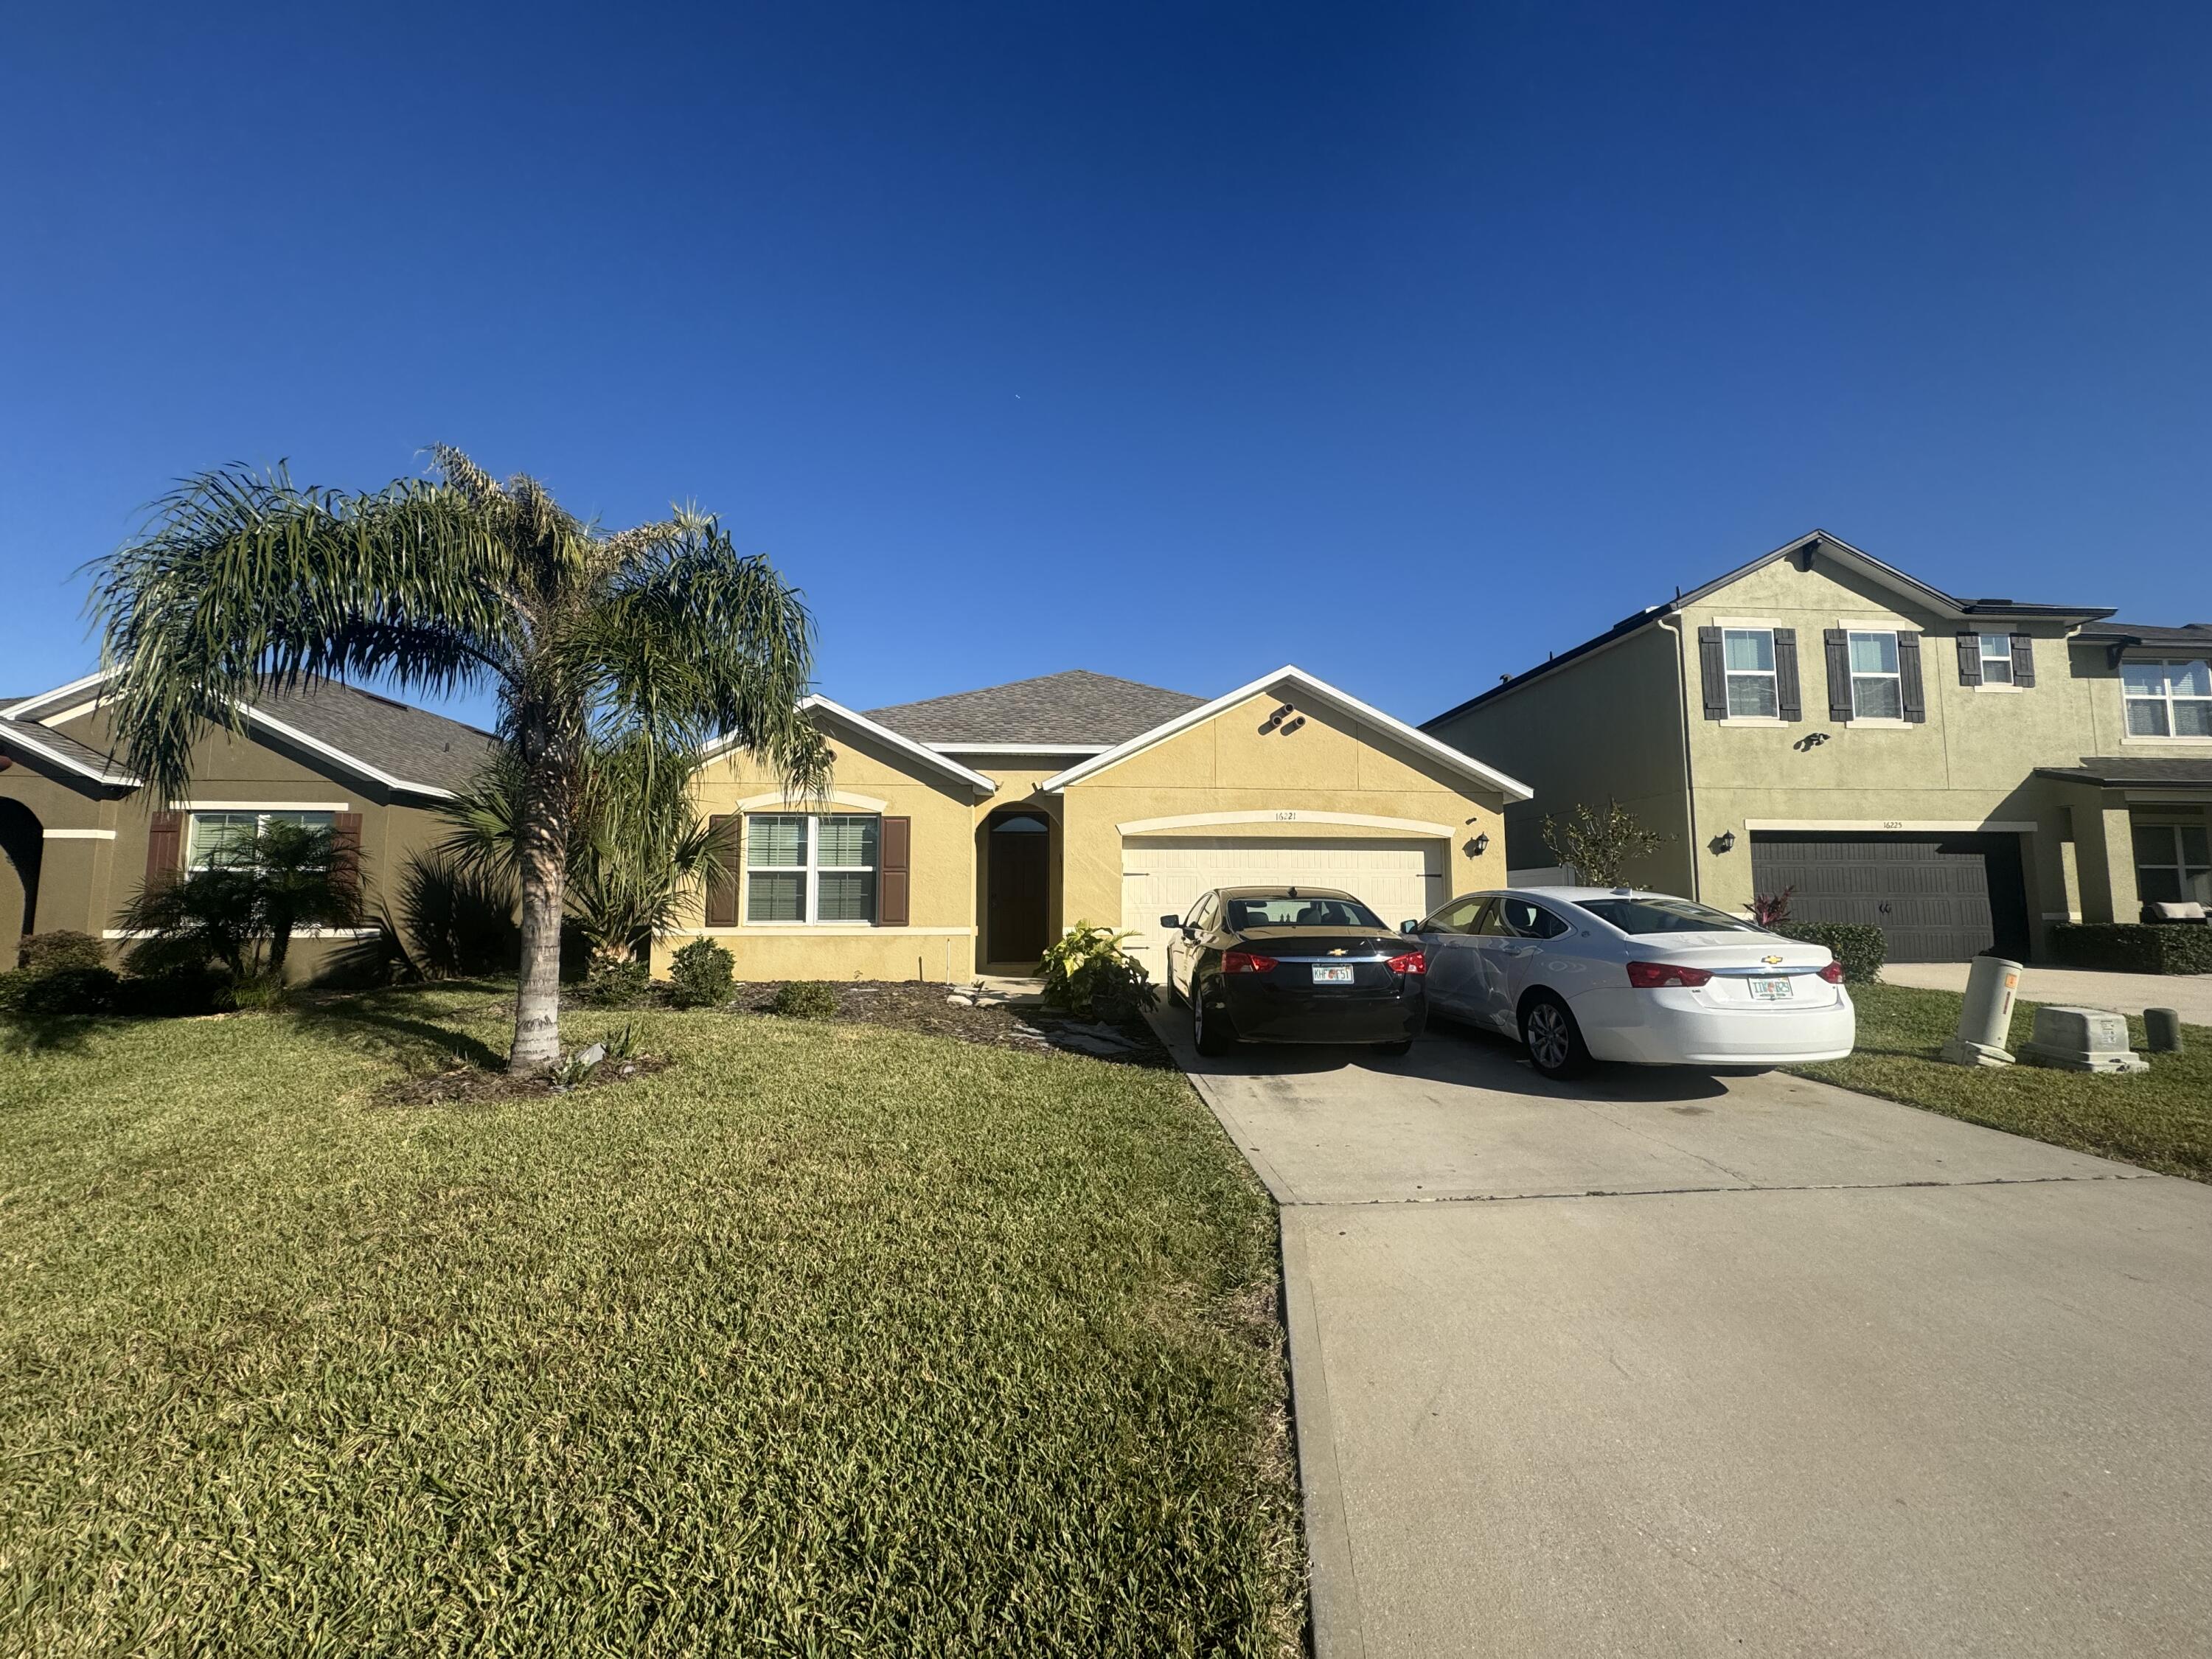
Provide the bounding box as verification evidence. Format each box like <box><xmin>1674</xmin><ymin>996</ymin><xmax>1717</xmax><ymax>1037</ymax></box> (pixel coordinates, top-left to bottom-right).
<box><xmin>1120</xmin><ymin>835</ymin><xmax>1447</xmax><ymax>979</ymax></box>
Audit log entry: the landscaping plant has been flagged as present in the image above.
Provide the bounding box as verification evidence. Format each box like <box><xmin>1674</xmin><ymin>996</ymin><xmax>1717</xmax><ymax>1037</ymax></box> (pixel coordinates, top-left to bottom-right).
<box><xmin>771</xmin><ymin>979</ymin><xmax>839</xmax><ymax>1019</ymax></box>
<box><xmin>88</xmin><ymin>448</ymin><xmax>827</xmax><ymax>1073</ymax></box>
<box><xmin>116</xmin><ymin>818</ymin><xmax>360</xmax><ymax>983</ymax></box>
<box><xmin>1538</xmin><ymin>798</ymin><xmax>1670</xmax><ymax>886</ymax></box>
<box><xmin>1773</xmin><ymin>919</ymin><xmax>1885</xmax><ymax>983</ymax></box>
<box><xmin>667</xmin><ymin>939</ymin><xmax>735</xmax><ymax>1008</ymax></box>
<box><xmin>1041</xmin><ymin>923</ymin><xmax>1158</xmax><ymax>1023</ymax></box>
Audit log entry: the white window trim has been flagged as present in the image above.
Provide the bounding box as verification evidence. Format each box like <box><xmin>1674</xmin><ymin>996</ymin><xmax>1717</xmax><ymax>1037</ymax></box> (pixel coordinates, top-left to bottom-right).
<box><xmin>1976</xmin><ymin>633</ymin><xmax>2016</xmax><ymax>687</ymax></box>
<box><xmin>186</xmin><ymin>807</ymin><xmax>339</xmax><ymax>872</ymax></box>
<box><xmin>1843</xmin><ymin>625</ymin><xmax>1905</xmax><ymax>723</ymax></box>
<box><xmin>1719</xmin><ymin>625</ymin><xmax>1781</xmax><ymax>723</ymax></box>
<box><xmin>743</xmin><ymin>812</ymin><xmax>880</xmax><ymax>926</ymax></box>
<box><xmin>2120</xmin><ymin>657</ymin><xmax>2212</xmax><ymax>743</ymax></box>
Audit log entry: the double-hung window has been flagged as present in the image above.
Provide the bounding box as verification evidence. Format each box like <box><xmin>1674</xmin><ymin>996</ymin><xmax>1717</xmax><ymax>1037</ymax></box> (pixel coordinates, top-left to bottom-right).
<box><xmin>1848</xmin><ymin>630</ymin><xmax>1904</xmax><ymax>720</ymax></box>
<box><xmin>745</xmin><ymin>813</ymin><xmax>879</xmax><ymax>923</ymax></box>
<box><xmin>1977</xmin><ymin>634</ymin><xmax>2015</xmax><ymax>686</ymax></box>
<box><xmin>2123</xmin><ymin>658</ymin><xmax>2212</xmax><ymax>738</ymax></box>
<box><xmin>2132</xmin><ymin>823</ymin><xmax>2211</xmax><ymax>904</ymax></box>
<box><xmin>187</xmin><ymin>809</ymin><xmax>335</xmax><ymax>870</ymax></box>
<box><xmin>1722</xmin><ymin>628</ymin><xmax>1778</xmax><ymax>718</ymax></box>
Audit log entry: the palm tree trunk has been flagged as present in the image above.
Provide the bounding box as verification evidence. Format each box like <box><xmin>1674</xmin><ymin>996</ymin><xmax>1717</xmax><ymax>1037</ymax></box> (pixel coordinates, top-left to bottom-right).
<box><xmin>509</xmin><ymin>745</ymin><xmax>571</xmax><ymax>1074</ymax></box>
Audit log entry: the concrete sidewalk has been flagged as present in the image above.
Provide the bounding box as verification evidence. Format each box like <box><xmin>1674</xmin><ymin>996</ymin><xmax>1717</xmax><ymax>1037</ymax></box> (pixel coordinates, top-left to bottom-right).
<box><xmin>1159</xmin><ymin>1012</ymin><xmax>2212</xmax><ymax>1657</ymax></box>
<box><xmin>1881</xmin><ymin>960</ymin><xmax>2212</xmax><ymax>1025</ymax></box>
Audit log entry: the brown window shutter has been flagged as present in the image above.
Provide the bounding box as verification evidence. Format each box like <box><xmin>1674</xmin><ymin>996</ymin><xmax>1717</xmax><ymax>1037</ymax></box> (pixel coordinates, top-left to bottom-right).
<box><xmin>1773</xmin><ymin>628</ymin><xmax>1801</xmax><ymax>721</ymax></box>
<box><xmin>330</xmin><ymin>812</ymin><xmax>363</xmax><ymax>888</ymax></box>
<box><xmin>1823</xmin><ymin>630</ymin><xmax>1853</xmax><ymax>723</ymax></box>
<box><xmin>1955</xmin><ymin>631</ymin><xmax>1982</xmax><ymax>686</ymax></box>
<box><xmin>879</xmin><ymin>816</ymin><xmax>911</xmax><ymax>928</ymax></box>
<box><xmin>145</xmin><ymin>810</ymin><xmax>184</xmax><ymax>887</ymax></box>
<box><xmin>2010</xmin><ymin>633</ymin><xmax>2037</xmax><ymax>687</ymax></box>
<box><xmin>704</xmin><ymin>815</ymin><xmax>739</xmax><ymax>926</ymax></box>
<box><xmin>1899</xmin><ymin>632</ymin><xmax>1927</xmax><ymax>723</ymax></box>
<box><xmin>1696</xmin><ymin>627</ymin><xmax>1727</xmax><ymax>720</ymax></box>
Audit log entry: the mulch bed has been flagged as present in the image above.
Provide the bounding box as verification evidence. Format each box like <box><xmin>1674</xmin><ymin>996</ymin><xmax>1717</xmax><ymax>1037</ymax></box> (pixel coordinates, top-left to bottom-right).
<box><xmin>380</xmin><ymin>1053</ymin><xmax>674</xmax><ymax>1107</ymax></box>
<box><xmin>736</xmin><ymin>980</ymin><xmax>1173</xmax><ymax>1066</ymax></box>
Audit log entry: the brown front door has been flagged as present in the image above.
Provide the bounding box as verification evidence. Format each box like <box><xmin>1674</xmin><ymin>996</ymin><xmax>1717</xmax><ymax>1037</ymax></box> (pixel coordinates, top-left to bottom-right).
<box><xmin>987</xmin><ymin>813</ymin><xmax>1051</xmax><ymax>964</ymax></box>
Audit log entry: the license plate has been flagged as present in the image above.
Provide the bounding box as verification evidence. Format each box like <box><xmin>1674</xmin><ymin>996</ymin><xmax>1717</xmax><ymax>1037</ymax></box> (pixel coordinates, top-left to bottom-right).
<box><xmin>1311</xmin><ymin>964</ymin><xmax>1355</xmax><ymax>985</ymax></box>
<box><xmin>1748</xmin><ymin>976</ymin><xmax>1793</xmax><ymax>1001</ymax></box>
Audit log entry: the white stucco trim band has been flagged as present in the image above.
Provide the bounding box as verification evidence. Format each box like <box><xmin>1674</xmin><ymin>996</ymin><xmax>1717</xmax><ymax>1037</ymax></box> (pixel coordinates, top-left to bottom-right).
<box><xmin>1116</xmin><ymin>809</ymin><xmax>1459</xmax><ymax>838</ymax></box>
<box><xmin>1040</xmin><ymin>665</ymin><xmax>1535</xmax><ymax>801</ymax></box>
<box><xmin>694</xmin><ymin>925</ymin><xmax>977</xmax><ymax>937</ymax></box>
<box><xmin>1743</xmin><ymin>819</ymin><xmax>2039</xmax><ymax>833</ymax></box>
<box><xmin>171</xmin><ymin>799</ymin><xmax>354</xmax><ymax>813</ymax></box>
<box><xmin>43</xmin><ymin>827</ymin><xmax>118</xmax><ymax>840</ymax></box>
<box><xmin>102</xmin><ymin>926</ymin><xmax>383</xmax><ymax>940</ymax></box>
<box><xmin>733</xmin><ymin>789</ymin><xmax>889</xmax><ymax>813</ymax></box>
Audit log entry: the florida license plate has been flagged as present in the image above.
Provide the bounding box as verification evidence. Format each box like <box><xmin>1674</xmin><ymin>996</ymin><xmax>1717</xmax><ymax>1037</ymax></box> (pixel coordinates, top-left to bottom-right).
<box><xmin>1311</xmin><ymin>964</ymin><xmax>1355</xmax><ymax>985</ymax></box>
<box><xmin>1749</xmin><ymin>976</ymin><xmax>1793</xmax><ymax>1001</ymax></box>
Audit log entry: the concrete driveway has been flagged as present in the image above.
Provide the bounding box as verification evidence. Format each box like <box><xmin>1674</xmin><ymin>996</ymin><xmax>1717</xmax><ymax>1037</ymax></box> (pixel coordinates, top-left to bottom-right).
<box><xmin>1155</xmin><ymin>1012</ymin><xmax>2212</xmax><ymax>1658</ymax></box>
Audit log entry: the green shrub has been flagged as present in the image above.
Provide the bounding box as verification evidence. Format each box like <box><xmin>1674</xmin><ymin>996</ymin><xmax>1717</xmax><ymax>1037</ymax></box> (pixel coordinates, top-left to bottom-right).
<box><xmin>1040</xmin><ymin>922</ymin><xmax>1159</xmax><ymax>1022</ymax></box>
<box><xmin>1773</xmin><ymin>921</ymin><xmax>1886</xmax><ymax>984</ymax></box>
<box><xmin>0</xmin><ymin>970</ymin><xmax>26</xmax><ymax>1014</ymax></box>
<box><xmin>114</xmin><ymin>969</ymin><xmax>236</xmax><ymax>1018</ymax></box>
<box><xmin>10</xmin><ymin>964</ymin><xmax>123</xmax><ymax>1017</ymax></box>
<box><xmin>16</xmin><ymin>931</ymin><xmax>108</xmax><ymax>974</ymax></box>
<box><xmin>667</xmin><ymin>939</ymin><xmax>735</xmax><ymax>1009</ymax></box>
<box><xmin>770</xmin><ymin>980</ymin><xmax>838</xmax><ymax>1020</ymax></box>
<box><xmin>2051</xmin><ymin>922</ymin><xmax>2212</xmax><ymax>975</ymax></box>
<box><xmin>577</xmin><ymin>960</ymin><xmax>653</xmax><ymax>1008</ymax></box>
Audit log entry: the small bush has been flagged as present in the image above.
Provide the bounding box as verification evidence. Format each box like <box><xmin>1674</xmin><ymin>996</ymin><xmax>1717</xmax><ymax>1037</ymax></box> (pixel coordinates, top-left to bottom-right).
<box><xmin>10</xmin><ymin>964</ymin><xmax>122</xmax><ymax>1017</ymax></box>
<box><xmin>577</xmin><ymin>961</ymin><xmax>653</xmax><ymax>1008</ymax></box>
<box><xmin>667</xmin><ymin>939</ymin><xmax>735</xmax><ymax>1009</ymax></box>
<box><xmin>1773</xmin><ymin>920</ymin><xmax>1886</xmax><ymax>983</ymax></box>
<box><xmin>16</xmin><ymin>931</ymin><xmax>107</xmax><ymax>974</ymax></box>
<box><xmin>2051</xmin><ymin>922</ymin><xmax>2212</xmax><ymax>975</ymax></box>
<box><xmin>770</xmin><ymin>980</ymin><xmax>838</xmax><ymax>1020</ymax></box>
<box><xmin>229</xmin><ymin>973</ymin><xmax>291</xmax><ymax>1012</ymax></box>
<box><xmin>1040</xmin><ymin>923</ymin><xmax>1158</xmax><ymax>1022</ymax></box>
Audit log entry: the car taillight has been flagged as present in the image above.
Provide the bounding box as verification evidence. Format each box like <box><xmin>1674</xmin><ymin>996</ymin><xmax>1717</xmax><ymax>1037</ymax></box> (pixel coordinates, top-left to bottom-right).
<box><xmin>1626</xmin><ymin>960</ymin><xmax>1714</xmax><ymax>989</ymax></box>
<box><xmin>1818</xmin><ymin>959</ymin><xmax>1846</xmax><ymax>984</ymax></box>
<box><xmin>1385</xmin><ymin>950</ymin><xmax>1426</xmax><ymax>975</ymax></box>
<box><xmin>1222</xmin><ymin>949</ymin><xmax>1279</xmax><ymax>975</ymax></box>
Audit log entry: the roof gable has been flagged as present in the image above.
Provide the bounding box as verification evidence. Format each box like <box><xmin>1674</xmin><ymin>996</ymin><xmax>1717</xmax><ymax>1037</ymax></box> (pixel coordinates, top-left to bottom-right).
<box><xmin>698</xmin><ymin>695</ymin><xmax>998</xmax><ymax>795</ymax></box>
<box><xmin>863</xmin><ymin>670</ymin><xmax>1204</xmax><ymax>748</ymax></box>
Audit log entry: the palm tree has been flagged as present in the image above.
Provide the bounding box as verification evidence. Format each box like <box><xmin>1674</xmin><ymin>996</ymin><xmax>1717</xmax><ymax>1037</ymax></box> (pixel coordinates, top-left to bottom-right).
<box><xmin>91</xmin><ymin>449</ymin><xmax>828</xmax><ymax>1071</ymax></box>
<box><xmin>119</xmin><ymin>819</ymin><xmax>361</xmax><ymax>981</ymax></box>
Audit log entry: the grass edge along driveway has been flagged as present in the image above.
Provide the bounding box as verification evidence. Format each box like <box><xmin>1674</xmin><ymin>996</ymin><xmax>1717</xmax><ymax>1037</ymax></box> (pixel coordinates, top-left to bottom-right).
<box><xmin>0</xmin><ymin>985</ymin><xmax>1305</xmax><ymax>1658</ymax></box>
<box><xmin>1793</xmin><ymin>981</ymin><xmax>2212</xmax><ymax>1181</ymax></box>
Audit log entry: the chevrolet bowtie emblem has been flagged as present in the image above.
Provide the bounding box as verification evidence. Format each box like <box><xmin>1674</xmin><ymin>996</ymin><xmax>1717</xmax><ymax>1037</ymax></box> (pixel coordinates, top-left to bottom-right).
<box><xmin>1761</xmin><ymin>955</ymin><xmax>1783</xmax><ymax>964</ymax></box>
<box><xmin>1328</xmin><ymin>947</ymin><xmax>1349</xmax><ymax>956</ymax></box>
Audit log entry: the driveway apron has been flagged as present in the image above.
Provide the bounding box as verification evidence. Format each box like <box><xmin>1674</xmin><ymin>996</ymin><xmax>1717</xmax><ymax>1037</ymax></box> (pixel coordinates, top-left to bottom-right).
<box><xmin>1155</xmin><ymin>1012</ymin><xmax>2212</xmax><ymax>1658</ymax></box>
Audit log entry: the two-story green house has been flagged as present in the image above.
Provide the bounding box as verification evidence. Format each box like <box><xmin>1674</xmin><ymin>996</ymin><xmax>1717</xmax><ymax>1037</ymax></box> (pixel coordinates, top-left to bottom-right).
<box><xmin>1423</xmin><ymin>531</ymin><xmax>2211</xmax><ymax>962</ymax></box>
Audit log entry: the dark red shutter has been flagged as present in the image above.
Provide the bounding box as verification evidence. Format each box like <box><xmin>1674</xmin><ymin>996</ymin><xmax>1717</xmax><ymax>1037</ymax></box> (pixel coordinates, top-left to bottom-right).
<box><xmin>879</xmin><ymin>816</ymin><xmax>910</xmax><ymax>927</ymax></box>
<box><xmin>145</xmin><ymin>810</ymin><xmax>184</xmax><ymax>888</ymax></box>
<box><xmin>1696</xmin><ymin>627</ymin><xmax>1726</xmax><ymax>720</ymax></box>
<box><xmin>330</xmin><ymin>812</ymin><xmax>363</xmax><ymax>890</ymax></box>
<box><xmin>2010</xmin><ymin>633</ymin><xmax>2037</xmax><ymax>687</ymax></box>
<box><xmin>1773</xmin><ymin>628</ymin><xmax>1802</xmax><ymax>721</ymax></box>
<box><xmin>704</xmin><ymin>814</ymin><xmax>738</xmax><ymax>926</ymax></box>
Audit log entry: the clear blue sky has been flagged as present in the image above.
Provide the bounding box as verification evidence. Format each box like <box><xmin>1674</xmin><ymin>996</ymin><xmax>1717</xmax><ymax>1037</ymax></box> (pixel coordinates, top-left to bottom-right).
<box><xmin>4</xmin><ymin>1</ymin><xmax>2207</xmax><ymax>729</ymax></box>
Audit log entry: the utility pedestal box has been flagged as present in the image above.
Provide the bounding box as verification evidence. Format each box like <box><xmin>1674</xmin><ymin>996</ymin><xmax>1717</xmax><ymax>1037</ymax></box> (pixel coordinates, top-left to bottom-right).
<box><xmin>2018</xmin><ymin>1006</ymin><xmax>2149</xmax><ymax>1074</ymax></box>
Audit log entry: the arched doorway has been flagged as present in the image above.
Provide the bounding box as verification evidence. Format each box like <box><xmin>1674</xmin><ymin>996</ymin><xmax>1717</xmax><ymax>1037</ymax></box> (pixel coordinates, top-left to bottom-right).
<box><xmin>0</xmin><ymin>798</ymin><xmax>43</xmax><ymax>946</ymax></box>
<box><xmin>985</xmin><ymin>809</ymin><xmax>1052</xmax><ymax>965</ymax></box>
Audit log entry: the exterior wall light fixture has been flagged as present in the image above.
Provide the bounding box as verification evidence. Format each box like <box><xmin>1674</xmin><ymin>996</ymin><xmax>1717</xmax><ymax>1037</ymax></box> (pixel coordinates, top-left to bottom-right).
<box><xmin>1712</xmin><ymin>830</ymin><xmax>1737</xmax><ymax>853</ymax></box>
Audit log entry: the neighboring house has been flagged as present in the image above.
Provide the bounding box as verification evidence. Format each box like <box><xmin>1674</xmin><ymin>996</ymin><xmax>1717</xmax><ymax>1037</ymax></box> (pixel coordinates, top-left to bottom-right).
<box><xmin>0</xmin><ymin>671</ymin><xmax>495</xmax><ymax>974</ymax></box>
<box><xmin>1423</xmin><ymin>531</ymin><xmax>2212</xmax><ymax>963</ymax></box>
<box><xmin>661</xmin><ymin>667</ymin><xmax>1531</xmax><ymax>984</ymax></box>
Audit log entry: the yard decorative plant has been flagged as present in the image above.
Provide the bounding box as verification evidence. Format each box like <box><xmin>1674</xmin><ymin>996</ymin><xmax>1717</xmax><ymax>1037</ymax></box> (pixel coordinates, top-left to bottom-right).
<box><xmin>1539</xmin><ymin>799</ymin><xmax>1670</xmax><ymax>887</ymax></box>
<box><xmin>1040</xmin><ymin>923</ymin><xmax>1159</xmax><ymax>1023</ymax></box>
<box><xmin>88</xmin><ymin>448</ymin><xmax>829</xmax><ymax>1074</ymax></box>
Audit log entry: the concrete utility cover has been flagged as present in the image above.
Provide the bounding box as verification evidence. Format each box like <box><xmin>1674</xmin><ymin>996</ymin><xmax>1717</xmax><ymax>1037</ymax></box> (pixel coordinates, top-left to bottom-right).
<box><xmin>1157</xmin><ymin>1013</ymin><xmax>2212</xmax><ymax>1658</ymax></box>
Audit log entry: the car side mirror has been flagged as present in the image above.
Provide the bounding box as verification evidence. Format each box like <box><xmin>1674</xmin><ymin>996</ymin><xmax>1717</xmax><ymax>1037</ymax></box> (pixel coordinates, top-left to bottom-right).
<box><xmin>1399</xmin><ymin>919</ymin><xmax>1420</xmax><ymax>934</ymax></box>
<box><xmin>1158</xmin><ymin>913</ymin><xmax>1181</xmax><ymax>928</ymax></box>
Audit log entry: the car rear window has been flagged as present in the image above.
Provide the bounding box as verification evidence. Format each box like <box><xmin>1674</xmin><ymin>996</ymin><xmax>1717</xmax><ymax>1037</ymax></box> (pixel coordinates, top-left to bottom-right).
<box><xmin>1577</xmin><ymin>897</ymin><xmax>1761</xmax><ymax>935</ymax></box>
<box><xmin>1226</xmin><ymin>896</ymin><xmax>1384</xmax><ymax>931</ymax></box>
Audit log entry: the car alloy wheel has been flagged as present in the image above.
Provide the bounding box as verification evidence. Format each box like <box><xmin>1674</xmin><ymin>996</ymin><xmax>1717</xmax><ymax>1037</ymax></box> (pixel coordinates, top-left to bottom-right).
<box><xmin>1526</xmin><ymin>1003</ymin><xmax>1568</xmax><ymax>1070</ymax></box>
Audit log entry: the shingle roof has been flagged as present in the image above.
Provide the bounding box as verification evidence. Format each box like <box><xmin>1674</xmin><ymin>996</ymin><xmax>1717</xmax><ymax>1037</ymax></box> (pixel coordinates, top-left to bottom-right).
<box><xmin>2035</xmin><ymin>757</ymin><xmax>2212</xmax><ymax>788</ymax></box>
<box><xmin>863</xmin><ymin>669</ymin><xmax>1206</xmax><ymax>747</ymax></box>
<box><xmin>2075</xmin><ymin>622</ymin><xmax>2212</xmax><ymax>649</ymax></box>
<box><xmin>243</xmin><ymin>683</ymin><xmax>497</xmax><ymax>794</ymax></box>
<box><xmin>0</xmin><ymin>716</ymin><xmax>136</xmax><ymax>784</ymax></box>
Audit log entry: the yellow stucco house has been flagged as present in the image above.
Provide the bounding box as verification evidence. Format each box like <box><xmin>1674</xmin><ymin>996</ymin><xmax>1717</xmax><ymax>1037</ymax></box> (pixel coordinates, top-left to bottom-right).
<box><xmin>657</xmin><ymin>667</ymin><xmax>1533</xmax><ymax>985</ymax></box>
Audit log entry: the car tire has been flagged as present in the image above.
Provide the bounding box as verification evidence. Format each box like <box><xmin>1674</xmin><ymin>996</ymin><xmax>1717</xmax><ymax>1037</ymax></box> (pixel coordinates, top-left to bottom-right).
<box><xmin>1371</xmin><ymin>1038</ymin><xmax>1413</xmax><ymax>1058</ymax></box>
<box><xmin>1520</xmin><ymin>992</ymin><xmax>1593</xmax><ymax>1079</ymax></box>
<box><xmin>1192</xmin><ymin>978</ymin><xmax>1237</xmax><ymax>1057</ymax></box>
<box><xmin>1166</xmin><ymin>970</ymin><xmax>1187</xmax><ymax>1009</ymax></box>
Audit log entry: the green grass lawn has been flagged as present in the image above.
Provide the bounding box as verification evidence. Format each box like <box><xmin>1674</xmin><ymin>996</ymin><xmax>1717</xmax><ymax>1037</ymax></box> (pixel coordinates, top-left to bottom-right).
<box><xmin>0</xmin><ymin>987</ymin><xmax>1302</xmax><ymax>1657</ymax></box>
<box><xmin>1794</xmin><ymin>981</ymin><xmax>2212</xmax><ymax>1180</ymax></box>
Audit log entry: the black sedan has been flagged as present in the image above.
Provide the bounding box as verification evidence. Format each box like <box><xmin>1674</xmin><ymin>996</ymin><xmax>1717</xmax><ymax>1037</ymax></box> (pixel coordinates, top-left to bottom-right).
<box><xmin>1163</xmin><ymin>886</ymin><xmax>1427</xmax><ymax>1057</ymax></box>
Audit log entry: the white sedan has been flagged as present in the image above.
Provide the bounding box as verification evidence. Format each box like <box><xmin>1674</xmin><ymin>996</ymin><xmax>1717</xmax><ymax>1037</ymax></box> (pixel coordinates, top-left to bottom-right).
<box><xmin>1407</xmin><ymin>887</ymin><xmax>1855</xmax><ymax>1078</ymax></box>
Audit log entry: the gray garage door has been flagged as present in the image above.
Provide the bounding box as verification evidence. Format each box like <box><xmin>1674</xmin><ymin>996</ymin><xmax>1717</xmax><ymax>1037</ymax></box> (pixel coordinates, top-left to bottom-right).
<box><xmin>1749</xmin><ymin>832</ymin><xmax>2029</xmax><ymax>964</ymax></box>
